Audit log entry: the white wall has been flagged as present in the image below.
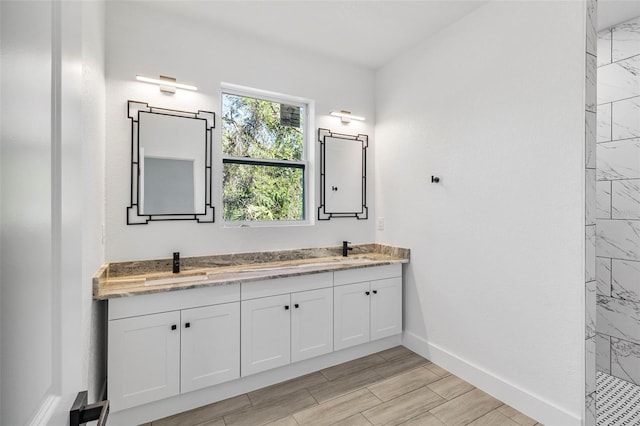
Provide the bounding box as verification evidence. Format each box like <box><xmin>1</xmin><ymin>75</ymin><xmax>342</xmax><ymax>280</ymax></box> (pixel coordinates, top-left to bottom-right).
<box><xmin>0</xmin><ymin>1</ymin><xmax>106</xmax><ymax>424</ymax></box>
<box><xmin>375</xmin><ymin>2</ymin><xmax>586</xmax><ymax>425</ymax></box>
<box><xmin>0</xmin><ymin>0</ymin><xmax>3</xmax><ymax>415</ymax></box>
<box><xmin>82</xmin><ymin>0</ymin><xmax>107</xmax><ymax>403</ymax></box>
<box><xmin>105</xmin><ymin>2</ymin><xmax>376</xmax><ymax>261</ymax></box>
<box><xmin>1</xmin><ymin>2</ymin><xmax>56</xmax><ymax>424</ymax></box>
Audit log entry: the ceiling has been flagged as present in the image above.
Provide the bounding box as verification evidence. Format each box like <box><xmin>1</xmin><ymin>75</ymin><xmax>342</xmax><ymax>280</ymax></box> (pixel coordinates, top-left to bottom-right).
<box><xmin>137</xmin><ymin>0</ymin><xmax>488</xmax><ymax>69</ymax></box>
<box><xmin>598</xmin><ymin>0</ymin><xmax>640</xmax><ymax>30</ymax></box>
<box><xmin>136</xmin><ymin>0</ymin><xmax>640</xmax><ymax>70</ymax></box>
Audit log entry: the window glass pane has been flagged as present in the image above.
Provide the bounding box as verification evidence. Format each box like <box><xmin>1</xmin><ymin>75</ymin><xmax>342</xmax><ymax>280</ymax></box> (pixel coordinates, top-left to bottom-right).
<box><xmin>223</xmin><ymin>162</ymin><xmax>304</xmax><ymax>221</ymax></box>
<box><xmin>222</xmin><ymin>93</ymin><xmax>304</xmax><ymax>161</ymax></box>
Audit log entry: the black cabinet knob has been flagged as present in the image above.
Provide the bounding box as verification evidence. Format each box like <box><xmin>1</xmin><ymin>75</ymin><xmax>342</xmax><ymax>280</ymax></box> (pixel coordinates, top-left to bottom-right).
<box><xmin>331</xmin><ymin>186</ymin><xmax>338</xmax><ymax>191</ymax></box>
<box><xmin>365</xmin><ymin>291</ymin><xmax>370</xmax><ymax>296</ymax></box>
<box><xmin>294</xmin><ymin>304</ymin><xmax>299</xmax><ymax>309</ymax></box>
<box><xmin>372</xmin><ymin>290</ymin><xmax>378</xmax><ymax>295</ymax></box>
<box><xmin>185</xmin><ymin>322</ymin><xmax>191</xmax><ymax>328</ymax></box>
<box><xmin>284</xmin><ymin>305</ymin><xmax>290</xmax><ymax>310</ymax></box>
<box><xmin>171</xmin><ymin>324</ymin><xmax>177</xmax><ymax>331</ymax></box>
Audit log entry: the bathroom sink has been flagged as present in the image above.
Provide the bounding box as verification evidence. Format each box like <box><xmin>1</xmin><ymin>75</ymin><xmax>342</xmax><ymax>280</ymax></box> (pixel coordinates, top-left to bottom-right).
<box><xmin>340</xmin><ymin>257</ymin><xmax>375</xmax><ymax>264</ymax></box>
<box><xmin>295</xmin><ymin>256</ymin><xmax>377</xmax><ymax>268</ymax></box>
<box><xmin>145</xmin><ymin>273</ymin><xmax>209</xmax><ymax>286</ymax></box>
<box><xmin>123</xmin><ymin>255</ymin><xmax>381</xmax><ymax>287</ymax></box>
<box><xmin>242</xmin><ymin>256</ymin><xmax>377</xmax><ymax>272</ymax></box>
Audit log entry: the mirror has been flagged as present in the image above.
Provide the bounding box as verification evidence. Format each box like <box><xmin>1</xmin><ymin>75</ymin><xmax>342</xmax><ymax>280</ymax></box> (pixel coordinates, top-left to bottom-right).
<box><xmin>127</xmin><ymin>101</ymin><xmax>215</xmax><ymax>224</ymax></box>
<box><xmin>317</xmin><ymin>128</ymin><xmax>368</xmax><ymax>220</ymax></box>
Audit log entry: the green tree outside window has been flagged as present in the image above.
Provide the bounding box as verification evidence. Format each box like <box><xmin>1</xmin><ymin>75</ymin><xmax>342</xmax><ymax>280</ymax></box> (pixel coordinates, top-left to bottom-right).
<box><xmin>222</xmin><ymin>92</ymin><xmax>306</xmax><ymax>222</ymax></box>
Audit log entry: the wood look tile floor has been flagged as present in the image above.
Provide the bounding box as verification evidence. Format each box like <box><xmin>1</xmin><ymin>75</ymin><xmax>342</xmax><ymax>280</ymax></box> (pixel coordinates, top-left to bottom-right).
<box><xmin>148</xmin><ymin>347</ymin><xmax>544</xmax><ymax>426</ymax></box>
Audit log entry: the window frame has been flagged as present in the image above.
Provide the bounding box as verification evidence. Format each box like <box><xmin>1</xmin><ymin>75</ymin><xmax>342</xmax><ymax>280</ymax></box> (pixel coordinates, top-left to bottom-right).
<box><xmin>220</xmin><ymin>83</ymin><xmax>315</xmax><ymax>227</ymax></box>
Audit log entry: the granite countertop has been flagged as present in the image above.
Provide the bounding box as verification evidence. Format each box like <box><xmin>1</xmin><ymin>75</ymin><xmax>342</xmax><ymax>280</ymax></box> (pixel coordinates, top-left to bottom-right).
<box><xmin>93</xmin><ymin>244</ymin><xmax>409</xmax><ymax>300</ymax></box>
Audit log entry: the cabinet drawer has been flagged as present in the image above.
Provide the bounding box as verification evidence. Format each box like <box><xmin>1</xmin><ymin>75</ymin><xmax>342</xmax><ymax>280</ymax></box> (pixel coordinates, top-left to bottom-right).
<box><xmin>241</xmin><ymin>272</ymin><xmax>332</xmax><ymax>300</ymax></box>
<box><xmin>333</xmin><ymin>264</ymin><xmax>401</xmax><ymax>286</ymax></box>
<box><xmin>109</xmin><ymin>283</ymin><xmax>240</xmax><ymax>320</ymax></box>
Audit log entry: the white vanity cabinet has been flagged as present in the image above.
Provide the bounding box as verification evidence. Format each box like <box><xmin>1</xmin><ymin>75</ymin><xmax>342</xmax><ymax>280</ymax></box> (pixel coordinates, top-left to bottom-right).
<box><xmin>241</xmin><ymin>273</ymin><xmax>333</xmax><ymax>376</ymax></box>
<box><xmin>241</xmin><ymin>294</ymin><xmax>292</xmax><ymax>375</ymax></box>
<box><xmin>106</xmin><ymin>263</ymin><xmax>403</xmax><ymax>414</ymax></box>
<box><xmin>369</xmin><ymin>277</ymin><xmax>403</xmax><ymax>340</ymax></box>
<box><xmin>180</xmin><ymin>303</ymin><xmax>240</xmax><ymax>393</ymax></box>
<box><xmin>334</xmin><ymin>264</ymin><xmax>402</xmax><ymax>351</ymax></box>
<box><xmin>108</xmin><ymin>285</ymin><xmax>240</xmax><ymax>411</ymax></box>
<box><xmin>291</xmin><ymin>287</ymin><xmax>333</xmax><ymax>362</ymax></box>
<box><xmin>334</xmin><ymin>282</ymin><xmax>371</xmax><ymax>349</ymax></box>
<box><xmin>108</xmin><ymin>311</ymin><xmax>181</xmax><ymax>410</ymax></box>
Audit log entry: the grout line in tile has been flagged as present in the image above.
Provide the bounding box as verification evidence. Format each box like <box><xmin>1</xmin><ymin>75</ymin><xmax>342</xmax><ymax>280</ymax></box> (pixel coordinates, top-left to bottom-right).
<box><xmin>428</xmin><ymin>410</ymin><xmax>447</xmax><ymax>426</ymax></box>
<box><xmin>152</xmin><ymin>348</ymin><xmax>544</xmax><ymax>426</ymax></box>
<box><xmin>313</xmin><ymin>379</ymin><xmax>380</xmax><ymax>405</ymax></box>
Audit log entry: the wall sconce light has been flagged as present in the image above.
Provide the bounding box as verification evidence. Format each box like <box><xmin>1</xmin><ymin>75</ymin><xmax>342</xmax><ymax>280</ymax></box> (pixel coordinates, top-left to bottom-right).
<box><xmin>330</xmin><ymin>110</ymin><xmax>365</xmax><ymax>124</ymax></box>
<box><xmin>135</xmin><ymin>75</ymin><xmax>198</xmax><ymax>94</ymax></box>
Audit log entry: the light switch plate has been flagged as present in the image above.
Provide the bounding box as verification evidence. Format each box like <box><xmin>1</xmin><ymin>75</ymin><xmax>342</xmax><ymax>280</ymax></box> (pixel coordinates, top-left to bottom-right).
<box><xmin>377</xmin><ymin>217</ymin><xmax>385</xmax><ymax>231</ymax></box>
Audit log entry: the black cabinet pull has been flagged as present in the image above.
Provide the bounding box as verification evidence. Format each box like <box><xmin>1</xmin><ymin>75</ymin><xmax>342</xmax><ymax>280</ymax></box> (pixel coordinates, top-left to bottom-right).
<box><xmin>185</xmin><ymin>322</ymin><xmax>191</xmax><ymax>328</ymax></box>
<box><xmin>365</xmin><ymin>291</ymin><xmax>370</xmax><ymax>296</ymax></box>
<box><xmin>171</xmin><ymin>324</ymin><xmax>177</xmax><ymax>331</ymax></box>
<box><xmin>284</xmin><ymin>305</ymin><xmax>290</xmax><ymax>310</ymax></box>
<box><xmin>294</xmin><ymin>304</ymin><xmax>299</xmax><ymax>309</ymax></box>
<box><xmin>373</xmin><ymin>290</ymin><xmax>378</xmax><ymax>294</ymax></box>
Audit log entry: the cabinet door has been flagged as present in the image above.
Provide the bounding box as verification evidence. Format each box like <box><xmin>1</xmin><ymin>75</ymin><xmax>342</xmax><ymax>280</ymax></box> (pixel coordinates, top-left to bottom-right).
<box><xmin>291</xmin><ymin>288</ymin><xmax>333</xmax><ymax>363</ymax></box>
<box><xmin>325</xmin><ymin>136</ymin><xmax>364</xmax><ymax>213</ymax></box>
<box><xmin>334</xmin><ymin>282</ymin><xmax>371</xmax><ymax>351</ymax></box>
<box><xmin>241</xmin><ymin>294</ymin><xmax>291</xmax><ymax>376</ymax></box>
<box><xmin>108</xmin><ymin>310</ymin><xmax>180</xmax><ymax>411</ymax></box>
<box><xmin>370</xmin><ymin>277</ymin><xmax>403</xmax><ymax>340</ymax></box>
<box><xmin>181</xmin><ymin>302</ymin><xmax>240</xmax><ymax>393</ymax></box>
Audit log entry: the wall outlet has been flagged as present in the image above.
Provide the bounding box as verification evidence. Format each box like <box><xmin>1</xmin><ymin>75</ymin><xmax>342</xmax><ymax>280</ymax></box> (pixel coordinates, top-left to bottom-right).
<box><xmin>377</xmin><ymin>217</ymin><xmax>385</xmax><ymax>231</ymax></box>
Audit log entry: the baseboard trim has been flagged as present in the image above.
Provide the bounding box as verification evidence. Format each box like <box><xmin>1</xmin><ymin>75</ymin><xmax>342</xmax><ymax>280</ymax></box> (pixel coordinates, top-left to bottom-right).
<box><xmin>402</xmin><ymin>331</ymin><xmax>581</xmax><ymax>426</ymax></box>
<box><xmin>28</xmin><ymin>393</ymin><xmax>61</xmax><ymax>426</ymax></box>
<box><xmin>109</xmin><ymin>335</ymin><xmax>401</xmax><ymax>425</ymax></box>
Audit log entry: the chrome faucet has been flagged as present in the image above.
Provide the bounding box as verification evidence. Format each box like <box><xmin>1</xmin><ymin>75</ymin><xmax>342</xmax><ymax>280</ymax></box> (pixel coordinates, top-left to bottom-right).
<box><xmin>342</xmin><ymin>241</ymin><xmax>353</xmax><ymax>257</ymax></box>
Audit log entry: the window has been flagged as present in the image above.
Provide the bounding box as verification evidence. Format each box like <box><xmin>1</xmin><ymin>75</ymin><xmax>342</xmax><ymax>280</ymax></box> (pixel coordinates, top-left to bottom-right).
<box><xmin>221</xmin><ymin>86</ymin><xmax>309</xmax><ymax>224</ymax></box>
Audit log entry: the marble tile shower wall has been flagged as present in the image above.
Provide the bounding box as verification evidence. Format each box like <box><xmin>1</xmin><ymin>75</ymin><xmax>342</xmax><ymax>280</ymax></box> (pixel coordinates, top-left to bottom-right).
<box><xmin>585</xmin><ymin>2</ymin><xmax>597</xmax><ymax>424</ymax></box>
<box><xmin>596</xmin><ymin>16</ymin><xmax>640</xmax><ymax>389</ymax></box>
